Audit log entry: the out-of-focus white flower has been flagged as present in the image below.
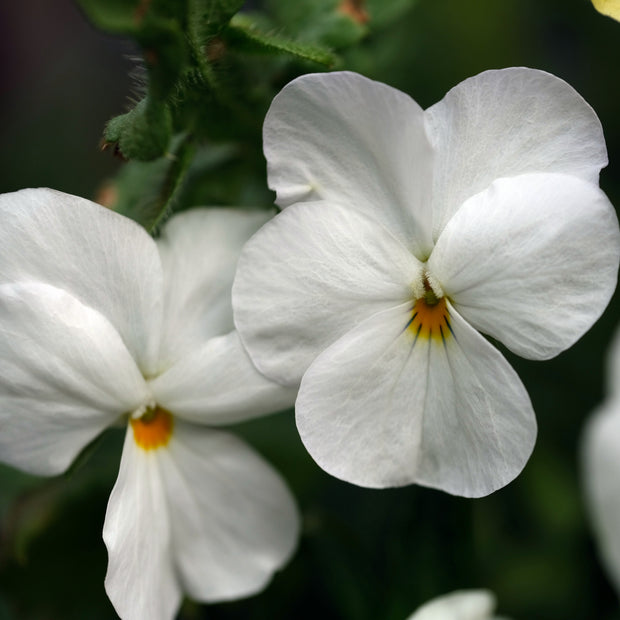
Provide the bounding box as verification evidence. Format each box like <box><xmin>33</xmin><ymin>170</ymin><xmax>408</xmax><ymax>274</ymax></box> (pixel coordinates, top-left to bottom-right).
<box><xmin>0</xmin><ymin>189</ymin><xmax>299</xmax><ymax>620</ymax></box>
<box><xmin>592</xmin><ymin>0</ymin><xmax>620</xmax><ymax>22</ymax></box>
<box><xmin>583</xmin><ymin>328</ymin><xmax>620</xmax><ymax>596</ymax></box>
<box><xmin>233</xmin><ymin>68</ymin><xmax>620</xmax><ymax>497</ymax></box>
<box><xmin>407</xmin><ymin>589</ymin><xmax>508</xmax><ymax>620</ymax></box>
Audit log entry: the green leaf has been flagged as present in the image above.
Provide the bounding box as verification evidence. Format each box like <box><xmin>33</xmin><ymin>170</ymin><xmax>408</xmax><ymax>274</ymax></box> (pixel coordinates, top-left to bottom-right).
<box><xmin>265</xmin><ymin>0</ymin><xmax>368</xmax><ymax>49</ymax></box>
<box><xmin>75</xmin><ymin>0</ymin><xmax>141</xmax><ymax>34</ymax></box>
<box><xmin>226</xmin><ymin>14</ymin><xmax>338</xmax><ymax>67</ymax></box>
<box><xmin>366</xmin><ymin>0</ymin><xmax>418</xmax><ymax>29</ymax></box>
<box><xmin>104</xmin><ymin>97</ymin><xmax>172</xmax><ymax>161</ymax></box>
<box><xmin>198</xmin><ymin>0</ymin><xmax>246</xmax><ymax>35</ymax></box>
<box><xmin>265</xmin><ymin>0</ymin><xmax>417</xmax><ymax>49</ymax></box>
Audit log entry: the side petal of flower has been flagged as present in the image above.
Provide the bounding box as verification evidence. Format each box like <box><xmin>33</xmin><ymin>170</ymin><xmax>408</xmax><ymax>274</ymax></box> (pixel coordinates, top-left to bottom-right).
<box><xmin>233</xmin><ymin>201</ymin><xmax>422</xmax><ymax>385</ymax></box>
<box><xmin>407</xmin><ymin>589</ymin><xmax>498</xmax><ymax>620</ymax></box>
<box><xmin>263</xmin><ymin>71</ymin><xmax>434</xmax><ymax>255</ymax></box>
<box><xmin>0</xmin><ymin>188</ymin><xmax>164</xmax><ymax>375</ymax></box>
<box><xmin>425</xmin><ymin>67</ymin><xmax>608</xmax><ymax>237</ymax></box>
<box><xmin>0</xmin><ymin>283</ymin><xmax>149</xmax><ymax>476</ymax></box>
<box><xmin>149</xmin><ymin>331</ymin><xmax>297</xmax><ymax>425</ymax></box>
<box><xmin>296</xmin><ymin>302</ymin><xmax>536</xmax><ymax>497</ymax></box>
<box><xmin>159</xmin><ymin>421</ymin><xmax>299</xmax><ymax>602</ymax></box>
<box><xmin>103</xmin><ymin>429</ymin><xmax>182</xmax><ymax>620</ymax></box>
<box><xmin>429</xmin><ymin>173</ymin><xmax>620</xmax><ymax>361</ymax></box>
<box><xmin>582</xmin><ymin>402</ymin><xmax>620</xmax><ymax>597</ymax></box>
<box><xmin>156</xmin><ymin>208</ymin><xmax>274</xmax><ymax>367</ymax></box>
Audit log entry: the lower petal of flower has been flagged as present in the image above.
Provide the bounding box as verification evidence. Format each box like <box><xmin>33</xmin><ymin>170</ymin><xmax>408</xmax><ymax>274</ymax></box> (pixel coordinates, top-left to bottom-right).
<box><xmin>296</xmin><ymin>301</ymin><xmax>537</xmax><ymax>497</ymax></box>
<box><xmin>160</xmin><ymin>421</ymin><xmax>300</xmax><ymax>602</ymax></box>
<box><xmin>104</xmin><ymin>427</ymin><xmax>181</xmax><ymax>620</ymax></box>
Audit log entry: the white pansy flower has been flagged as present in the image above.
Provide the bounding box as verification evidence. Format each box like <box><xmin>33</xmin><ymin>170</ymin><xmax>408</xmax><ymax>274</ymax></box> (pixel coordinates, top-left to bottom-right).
<box><xmin>407</xmin><ymin>589</ymin><xmax>508</xmax><ymax>620</ymax></box>
<box><xmin>583</xmin><ymin>328</ymin><xmax>620</xmax><ymax>597</ymax></box>
<box><xmin>0</xmin><ymin>189</ymin><xmax>299</xmax><ymax>620</ymax></box>
<box><xmin>233</xmin><ymin>68</ymin><xmax>620</xmax><ymax>497</ymax></box>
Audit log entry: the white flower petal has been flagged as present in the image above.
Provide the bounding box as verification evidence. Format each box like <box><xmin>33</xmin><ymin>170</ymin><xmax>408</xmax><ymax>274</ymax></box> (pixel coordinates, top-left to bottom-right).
<box><xmin>149</xmin><ymin>331</ymin><xmax>297</xmax><ymax>425</ymax></box>
<box><xmin>0</xmin><ymin>283</ymin><xmax>149</xmax><ymax>476</ymax></box>
<box><xmin>407</xmin><ymin>589</ymin><xmax>498</xmax><ymax>620</ymax></box>
<box><xmin>103</xmin><ymin>428</ymin><xmax>182</xmax><ymax>620</ymax></box>
<box><xmin>0</xmin><ymin>188</ymin><xmax>164</xmax><ymax>374</ymax></box>
<box><xmin>156</xmin><ymin>208</ymin><xmax>274</xmax><ymax>367</ymax></box>
<box><xmin>263</xmin><ymin>71</ymin><xmax>434</xmax><ymax>255</ymax></box>
<box><xmin>233</xmin><ymin>201</ymin><xmax>422</xmax><ymax>385</ymax></box>
<box><xmin>582</xmin><ymin>402</ymin><xmax>620</xmax><ymax>596</ymax></box>
<box><xmin>428</xmin><ymin>173</ymin><xmax>620</xmax><ymax>360</ymax></box>
<box><xmin>425</xmin><ymin>67</ymin><xmax>608</xmax><ymax>237</ymax></box>
<box><xmin>160</xmin><ymin>420</ymin><xmax>299</xmax><ymax>602</ymax></box>
<box><xmin>296</xmin><ymin>302</ymin><xmax>536</xmax><ymax>497</ymax></box>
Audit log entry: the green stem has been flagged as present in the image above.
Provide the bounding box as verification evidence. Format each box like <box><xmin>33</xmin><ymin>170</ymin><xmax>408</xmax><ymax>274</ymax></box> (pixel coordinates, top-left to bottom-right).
<box><xmin>148</xmin><ymin>134</ymin><xmax>196</xmax><ymax>233</ymax></box>
<box><xmin>186</xmin><ymin>0</ymin><xmax>219</xmax><ymax>91</ymax></box>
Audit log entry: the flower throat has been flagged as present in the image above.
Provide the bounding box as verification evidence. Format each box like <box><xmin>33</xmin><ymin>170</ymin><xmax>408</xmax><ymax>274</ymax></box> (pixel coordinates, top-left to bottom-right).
<box><xmin>407</xmin><ymin>277</ymin><xmax>452</xmax><ymax>343</ymax></box>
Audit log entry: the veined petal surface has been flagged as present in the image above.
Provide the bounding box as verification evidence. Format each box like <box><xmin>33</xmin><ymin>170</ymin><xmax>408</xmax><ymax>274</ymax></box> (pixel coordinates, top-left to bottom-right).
<box><xmin>233</xmin><ymin>201</ymin><xmax>423</xmax><ymax>385</ymax></box>
<box><xmin>407</xmin><ymin>589</ymin><xmax>499</xmax><ymax>620</ymax></box>
<box><xmin>149</xmin><ymin>331</ymin><xmax>297</xmax><ymax>425</ymax></box>
<box><xmin>160</xmin><ymin>421</ymin><xmax>299</xmax><ymax>602</ymax></box>
<box><xmin>296</xmin><ymin>302</ymin><xmax>535</xmax><ymax>497</ymax></box>
<box><xmin>156</xmin><ymin>208</ymin><xmax>274</xmax><ymax>368</ymax></box>
<box><xmin>0</xmin><ymin>188</ymin><xmax>163</xmax><ymax>375</ymax></box>
<box><xmin>0</xmin><ymin>283</ymin><xmax>149</xmax><ymax>476</ymax></box>
<box><xmin>263</xmin><ymin>71</ymin><xmax>434</xmax><ymax>256</ymax></box>
<box><xmin>425</xmin><ymin>68</ymin><xmax>608</xmax><ymax>237</ymax></box>
<box><xmin>429</xmin><ymin>173</ymin><xmax>620</xmax><ymax>360</ymax></box>
<box><xmin>104</xmin><ymin>429</ymin><xmax>182</xmax><ymax>620</ymax></box>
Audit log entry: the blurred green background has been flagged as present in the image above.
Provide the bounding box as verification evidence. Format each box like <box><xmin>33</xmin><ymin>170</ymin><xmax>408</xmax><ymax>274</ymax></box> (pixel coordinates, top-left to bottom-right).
<box><xmin>1</xmin><ymin>0</ymin><xmax>620</xmax><ymax>618</ymax></box>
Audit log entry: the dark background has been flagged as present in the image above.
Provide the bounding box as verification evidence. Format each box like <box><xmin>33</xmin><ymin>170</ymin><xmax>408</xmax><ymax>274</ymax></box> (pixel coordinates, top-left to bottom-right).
<box><xmin>0</xmin><ymin>1</ymin><xmax>619</xmax><ymax>618</ymax></box>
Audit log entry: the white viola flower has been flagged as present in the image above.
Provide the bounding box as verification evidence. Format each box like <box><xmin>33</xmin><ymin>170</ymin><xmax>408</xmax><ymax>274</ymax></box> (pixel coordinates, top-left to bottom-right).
<box><xmin>582</xmin><ymin>328</ymin><xmax>620</xmax><ymax>597</ymax></box>
<box><xmin>233</xmin><ymin>68</ymin><xmax>620</xmax><ymax>498</ymax></box>
<box><xmin>407</xmin><ymin>589</ymin><xmax>508</xmax><ymax>620</ymax></box>
<box><xmin>0</xmin><ymin>189</ymin><xmax>299</xmax><ymax>620</ymax></box>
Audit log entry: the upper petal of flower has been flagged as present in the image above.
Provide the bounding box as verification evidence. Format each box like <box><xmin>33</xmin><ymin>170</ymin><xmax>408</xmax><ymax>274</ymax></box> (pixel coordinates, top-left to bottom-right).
<box><xmin>295</xmin><ymin>302</ymin><xmax>536</xmax><ymax>497</ymax></box>
<box><xmin>428</xmin><ymin>173</ymin><xmax>620</xmax><ymax>360</ymax></box>
<box><xmin>232</xmin><ymin>201</ymin><xmax>423</xmax><ymax>386</ymax></box>
<box><xmin>159</xmin><ymin>421</ymin><xmax>299</xmax><ymax>603</ymax></box>
<box><xmin>0</xmin><ymin>283</ymin><xmax>149</xmax><ymax>476</ymax></box>
<box><xmin>103</xmin><ymin>428</ymin><xmax>182</xmax><ymax>620</ymax></box>
<box><xmin>425</xmin><ymin>68</ymin><xmax>608</xmax><ymax>238</ymax></box>
<box><xmin>155</xmin><ymin>208</ymin><xmax>274</xmax><ymax>368</ymax></box>
<box><xmin>0</xmin><ymin>188</ymin><xmax>164</xmax><ymax>375</ymax></box>
<box><xmin>263</xmin><ymin>71</ymin><xmax>434</xmax><ymax>256</ymax></box>
<box><xmin>407</xmin><ymin>589</ymin><xmax>499</xmax><ymax>620</ymax></box>
<box><xmin>149</xmin><ymin>330</ymin><xmax>297</xmax><ymax>426</ymax></box>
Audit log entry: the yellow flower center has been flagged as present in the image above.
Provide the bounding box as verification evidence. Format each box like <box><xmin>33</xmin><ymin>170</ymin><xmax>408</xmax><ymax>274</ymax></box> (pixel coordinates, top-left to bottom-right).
<box><xmin>131</xmin><ymin>405</ymin><xmax>174</xmax><ymax>451</ymax></box>
<box><xmin>407</xmin><ymin>283</ymin><xmax>452</xmax><ymax>343</ymax></box>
